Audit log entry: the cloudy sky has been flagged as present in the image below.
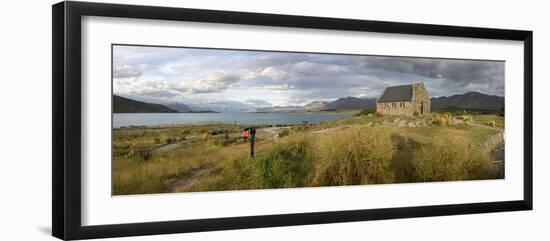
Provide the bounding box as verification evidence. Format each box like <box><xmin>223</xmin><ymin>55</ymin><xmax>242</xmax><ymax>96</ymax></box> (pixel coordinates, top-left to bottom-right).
<box><xmin>113</xmin><ymin>45</ymin><xmax>504</xmax><ymax>110</ymax></box>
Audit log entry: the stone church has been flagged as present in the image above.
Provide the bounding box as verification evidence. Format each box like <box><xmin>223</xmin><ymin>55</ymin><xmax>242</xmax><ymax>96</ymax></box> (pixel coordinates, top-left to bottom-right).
<box><xmin>376</xmin><ymin>83</ymin><xmax>430</xmax><ymax>116</ymax></box>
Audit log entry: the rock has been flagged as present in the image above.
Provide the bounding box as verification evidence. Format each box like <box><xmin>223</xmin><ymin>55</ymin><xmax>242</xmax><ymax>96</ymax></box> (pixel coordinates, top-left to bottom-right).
<box><xmin>367</xmin><ymin>113</ymin><xmax>373</xmax><ymax>117</ymax></box>
<box><xmin>366</xmin><ymin>122</ymin><xmax>373</xmax><ymax>127</ymax></box>
<box><xmin>398</xmin><ymin>121</ymin><xmax>407</xmax><ymax>127</ymax></box>
<box><xmin>408</xmin><ymin>122</ymin><xmax>416</xmax><ymax>127</ymax></box>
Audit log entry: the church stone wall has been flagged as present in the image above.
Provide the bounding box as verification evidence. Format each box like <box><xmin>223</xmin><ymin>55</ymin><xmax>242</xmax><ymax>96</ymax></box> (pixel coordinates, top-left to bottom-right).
<box><xmin>376</xmin><ymin>101</ymin><xmax>415</xmax><ymax>116</ymax></box>
<box><xmin>376</xmin><ymin>83</ymin><xmax>431</xmax><ymax>116</ymax></box>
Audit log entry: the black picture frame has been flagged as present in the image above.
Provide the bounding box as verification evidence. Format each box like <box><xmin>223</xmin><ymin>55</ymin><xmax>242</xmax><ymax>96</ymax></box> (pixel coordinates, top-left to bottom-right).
<box><xmin>52</xmin><ymin>1</ymin><xmax>533</xmax><ymax>240</ymax></box>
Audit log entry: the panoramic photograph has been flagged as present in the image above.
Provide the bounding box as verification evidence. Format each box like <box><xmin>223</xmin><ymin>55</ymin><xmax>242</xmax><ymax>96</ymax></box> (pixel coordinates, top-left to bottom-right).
<box><xmin>112</xmin><ymin>44</ymin><xmax>505</xmax><ymax>195</ymax></box>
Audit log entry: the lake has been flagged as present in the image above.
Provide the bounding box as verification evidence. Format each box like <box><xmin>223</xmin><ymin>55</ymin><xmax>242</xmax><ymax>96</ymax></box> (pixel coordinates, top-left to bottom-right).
<box><xmin>113</xmin><ymin>112</ymin><xmax>353</xmax><ymax>128</ymax></box>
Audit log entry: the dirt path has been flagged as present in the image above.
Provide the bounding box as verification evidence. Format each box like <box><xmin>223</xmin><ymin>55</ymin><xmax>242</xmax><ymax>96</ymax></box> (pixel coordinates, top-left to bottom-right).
<box><xmin>151</xmin><ymin>136</ymin><xmax>199</xmax><ymax>154</ymax></box>
<box><xmin>152</xmin><ymin>141</ymin><xmax>186</xmax><ymax>154</ymax></box>
<box><xmin>153</xmin><ymin>126</ymin><xmax>289</xmax><ymax>155</ymax></box>
<box><xmin>257</xmin><ymin>126</ymin><xmax>291</xmax><ymax>140</ymax></box>
<box><xmin>164</xmin><ymin>164</ymin><xmax>218</xmax><ymax>192</ymax></box>
<box><xmin>470</xmin><ymin>122</ymin><xmax>497</xmax><ymax>130</ymax></box>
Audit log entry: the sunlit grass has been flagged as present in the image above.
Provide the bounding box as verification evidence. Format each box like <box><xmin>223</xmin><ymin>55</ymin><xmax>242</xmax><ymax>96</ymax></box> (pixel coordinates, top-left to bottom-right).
<box><xmin>112</xmin><ymin>114</ymin><xmax>505</xmax><ymax>195</ymax></box>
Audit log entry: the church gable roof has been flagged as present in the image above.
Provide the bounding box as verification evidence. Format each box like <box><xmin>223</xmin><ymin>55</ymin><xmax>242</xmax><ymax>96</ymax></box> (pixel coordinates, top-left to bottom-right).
<box><xmin>377</xmin><ymin>84</ymin><xmax>413</xmax><ymax>103</ymax></box>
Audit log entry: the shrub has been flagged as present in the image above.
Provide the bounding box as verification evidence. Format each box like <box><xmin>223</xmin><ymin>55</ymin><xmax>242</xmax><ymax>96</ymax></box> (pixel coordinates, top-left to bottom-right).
<box><xmin>211</xmin><ymin>139</ymin><xmax>228</xmax><ymax>147</ymax></box>
<box><xmin>444</xmin><ymin>114</ymin><xmax>454</xmax><ymax>125</ymax></box>
<box><xmin>433</xmin><ymin>116</ymin><xmax>447</xmax><ymax>126</ymax></box>
<box><xmin>459</xmin><ymin>115</ymin><xmax>472</xmax><ymax>126</ymax></box>
<box><xmin>409</xmin><ymin>135</ymin><xmax>497</xmax><ymax>181</ymax></box>
<box><xmin>209</xmin><ymin>130</ymin><xmax>227</xmax><ymax>135</ymax></box>
<box><xmin>354</xmin><ymin>108</ymin><xmax>376</xmax><ymax>117</ymax></box>
<box><xmin>126</xmin><ymin>144</ymin><xmax>135</xmax><ymax>157</ymax></box>
<box><xmin>312</xmin><ymin>127</ymin><xmax>394</xmax><ymax>186</ymax></box>
<box><xmin>291</xmin><ymin>126</ymin><xmax>306</xmax><ymax>132</ymax></box>
<box><xmin>433</xmin><ymin>114</ymin><xmax>453</xmax><ymax>126</ymax></box>
<box><xmin>278</xmin><ymin>129</ymin><xmax>291</xmax><ymax>138</ymax></box>
<box><xmin>458</xmin><ymin>115</ymin><xmax>472</xmax><ymax>122</ymax></box>
<box><xmin>139</xmin><ymin>149</ymin><xmax>152</xmax><ymax>161</ymax></box>
<box><xmin>211</xmin><ymin>135</ymin><xmax>237</xmax><ymax>147</ymax></box>
<box><xmin>154</xmin><ymin>138</ymin><xmax>161</xmax><ymax>144</ymax></box>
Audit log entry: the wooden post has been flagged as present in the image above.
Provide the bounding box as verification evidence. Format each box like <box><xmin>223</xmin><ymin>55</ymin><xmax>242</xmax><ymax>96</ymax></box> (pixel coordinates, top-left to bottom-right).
<box><xmin>249</xmin><ymin>127</ymin><xmax>256</xmax><ymax>158</ymax></box>
<box><xmin>250</xmin><ymin>137</ymin><xmax>255</xmax><ymax>158</ymax></box>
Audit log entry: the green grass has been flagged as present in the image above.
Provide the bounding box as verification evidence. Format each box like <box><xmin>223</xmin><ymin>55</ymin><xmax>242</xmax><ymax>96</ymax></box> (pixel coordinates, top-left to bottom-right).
<box><xmin>219</xmin><ymin>133</ymin><xmax>314</xmax><ymax>190</ymax></box>
<box><xmin>112</xmin><ymin>113</ymin><xmax>505</xmax><ymax>195</ymax></box>
<box><xmin>472</xmin><ymin>114</ymin><xmax>505</xmax><ymax>129</ymax></box>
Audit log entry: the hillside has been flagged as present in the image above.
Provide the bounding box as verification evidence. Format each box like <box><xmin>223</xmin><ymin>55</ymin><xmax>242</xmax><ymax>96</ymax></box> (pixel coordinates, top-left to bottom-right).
<box><xmin>247</xmin><ymin>97</ymin><xmax>376</xmax><ymax>113</ymax></box>
<box><xmin>303</xmin><ymin>101</ymin><xmax>327</xmax><ymax>111</ymax></box>
<box><xmin>324</xmin><ymin>97</ymin><xmax>376</xmax><ymax>110</ymax></box>
<box><xmin>247</xmin><ymin>105</ymin><xmax>303</xmax><ymax>113</ymax></box>
<box><xmin>113</xmin><ymin>95</ymin><xmax>178</xmax><ymax>113</ymax></box>
<box><xmin>165</xmin><ymin>103</ymin><xmax>193</xmax><ymax>112</ymax></box>
<box><xmin>431</xmin><ymin>91</ymin><xmax>504</xmax><ymax>110</ymax></box>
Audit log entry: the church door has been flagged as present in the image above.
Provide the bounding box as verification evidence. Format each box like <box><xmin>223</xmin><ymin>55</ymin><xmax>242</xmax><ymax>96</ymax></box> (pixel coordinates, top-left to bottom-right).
<box><xmin>420</xmin><ymin>102</ymin><xmax>424</xmax><ymax>114</ymax></box>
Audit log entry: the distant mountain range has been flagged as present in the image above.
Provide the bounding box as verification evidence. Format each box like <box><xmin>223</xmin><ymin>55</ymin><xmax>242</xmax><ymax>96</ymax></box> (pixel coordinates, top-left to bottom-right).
<box><xmin>246</xmin><ymin>92</ymin><xmax>503</xmax><ymax>113</ymax></box>
<box><xmin>114</xmin><ymin>91</ymin><xmax>503</xmax><ymax>113</ymax></box>
<box><xmin>324</xmin><ymin>97</ymin><xmax>376</xmax><ymax>110</ymax></box>
<box><xmin>166</xmin><ymin>103</ymin><xmax>218</xmax><ymax>113</ymax></box>
<box><xmin>304</xmin><ymin>101</ymin><xmax>328</xmax><ymax>111</ymax></box>
<box><xmin>247</xmin><ymin>97</ymin><xmax>376</xmax><ymax>113</ymax></box>
<box><xmin>430</xmin><ymin>91</ymin><xmax>504</xmax><ymax>110</ymax></box>
<box><xmin>248</xmin><ymin>105</ymin><xmax>304</xmax><ymax>113</ymax></box>
<box><xmin>185</xmin><ymin>101</ymin><xmax>253</xmax><ymax>113</ymax></box>
<box><xmin>113</xmin><ymin>95</ymin><xmax>217</xmax><ymax>113</ymax></box>
<box><xmin>165</xmin><ymin>103</ymin><xmax>192</xmax><ymax>112</ymax></box>
<box><xmin>114</xmin><ymin>95</ymin><xmax>179</xmax><ymax>113</ymax></box>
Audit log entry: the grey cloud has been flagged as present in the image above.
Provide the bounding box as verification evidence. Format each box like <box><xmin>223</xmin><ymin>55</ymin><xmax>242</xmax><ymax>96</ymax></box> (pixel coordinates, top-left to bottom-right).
<box><xmin>113</xmin><ymin>79</ymin><xmax>182</xmax><ymax>103</ymax></box>
<box><xmin>114</xmin><ymin>46</ymin><xmax>505</xmax><ymax>107</ymax></box>
<box><xmin>261</xmin><ymin>84</ymin><xmax>295</xmax><ymax>90</ymax></box>
<box><xmin>259</xmin><ymin>67</ymin><xmax>289</xmax><ymax>80</ymax></box>
<box><xmin>251</xmin><ymin>53</ymin><xmax>309</xmax><ymax>67</ymax></box>
<box><xmin>113</xmin><ymin>65</ymin><xmax>142</xmax><ymax>78</ymax></box>
<box><xmin>244</xmin><ymin>99</ymin><xmax>272</xmax><ymax>107</ymax></box>
<box><xmin>292</xmin><ymin>61</ymin><xmax>350</xmax><ymax>76</ymax></box>
<box><xmin>179</xmin><ymin>70</ymin><xmax>240</xmax><ymax>94</ymax></box>
<box><xmin>358</xmin><ymin>56</ymin><xmax>504</xmax><ymax>95</ymax></box>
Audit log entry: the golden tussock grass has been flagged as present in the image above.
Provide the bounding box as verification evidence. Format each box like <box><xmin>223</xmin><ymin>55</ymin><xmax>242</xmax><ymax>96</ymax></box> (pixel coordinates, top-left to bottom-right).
<box><xmin>408</xmin><ymin>133</ymin><xmax>498</xmax><ymax>182</ymax></box>
<box><xmin>112</xmin><ymin>115</ymin><xmax>504</xmax><ymax>195</ymax></box>
<box><xmin>311</xmin><ymin>127</ymin><xmax>394</xmax><ymax>186</ymax></box>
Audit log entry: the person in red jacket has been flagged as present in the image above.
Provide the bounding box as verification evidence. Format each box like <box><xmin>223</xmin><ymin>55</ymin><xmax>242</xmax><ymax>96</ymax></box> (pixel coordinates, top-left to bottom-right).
<box><xmin>242</xmin><ymin>129</ymin><xmax>249</xmax><ymax>143</ymax></box>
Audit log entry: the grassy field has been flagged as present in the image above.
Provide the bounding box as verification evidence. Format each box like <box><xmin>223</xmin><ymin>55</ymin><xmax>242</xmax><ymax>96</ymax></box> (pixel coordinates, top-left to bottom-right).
<box><xmin>112</xmin><ymin>112</ymin><xmax>505</xmax><ymax>195</ymax></box>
